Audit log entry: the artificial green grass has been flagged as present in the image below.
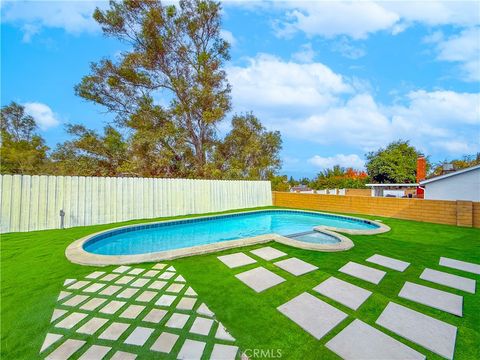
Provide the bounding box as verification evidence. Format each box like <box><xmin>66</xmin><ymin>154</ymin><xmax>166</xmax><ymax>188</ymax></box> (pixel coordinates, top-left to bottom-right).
<box><xmin>1</xmin><ymin>206</ymin><xmax>479</xmax><ymax>359</ymax></box>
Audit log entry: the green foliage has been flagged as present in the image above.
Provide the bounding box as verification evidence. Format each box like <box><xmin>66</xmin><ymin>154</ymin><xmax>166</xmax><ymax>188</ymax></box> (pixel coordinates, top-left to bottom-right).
<box><xmin>50</xmin><ymin>124</ymin><xmax>129</xmax><ymax>176</ymax></box>
<box><xmin>213</xmin><ymin>113</ymin><xmax>282</xmax><ymax>180</ymax></box>
<box><xmin>270</xmin><ymin>175</ymin><xmax>290</xmax><ymax>191</ymax></box>
<box><xmin>365</xmin><ymin>140</ymin><xmax>427</xmax><ymax>183</ymax></box>
<box><xmin>431</xmin><ymin>153</ymin><xmax>480</xmax><ymax>176</ymax></box>
<box><xmin>310</xmin><ymin>165</ymin><xmax>369</xmax><ymax>189</ymax></box>
<box><xmin>0</xmin><ymin>102</ymin><xmax>49</xmax><ymax>174</ymax></box>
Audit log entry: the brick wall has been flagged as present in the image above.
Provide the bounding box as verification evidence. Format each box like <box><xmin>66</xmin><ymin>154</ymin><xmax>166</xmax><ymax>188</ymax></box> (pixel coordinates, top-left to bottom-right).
<box><xmin>272</xmin><ymin>192</ymin><xmax>480</xmax><ymax>228</ymax></box>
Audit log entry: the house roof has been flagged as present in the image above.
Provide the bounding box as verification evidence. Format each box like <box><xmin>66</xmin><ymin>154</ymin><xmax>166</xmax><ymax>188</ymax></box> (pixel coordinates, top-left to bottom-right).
<box><xmin>366</xmin><ymin>183</ymin><xmax>418</xmax><ymax>187</ymax></box>
<box><xmin>420</xmin><ymin>164</ymin><xmax>480</xmax><ymax>185</ymax></box>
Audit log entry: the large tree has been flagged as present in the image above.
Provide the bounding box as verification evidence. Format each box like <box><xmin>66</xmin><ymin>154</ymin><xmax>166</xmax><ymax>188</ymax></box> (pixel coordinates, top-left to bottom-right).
<box><xmin>75</xmin><ymin>0</ymin><xmax>231</xmax><ymax>177</ymax></box>
<box><xmin>212</xmin><ymin>113</ymin><xmax>282</xmax><ymax>179</ymax></box>
<box><xmin>50</xmin><ymin>124</ymin><xmax>129</xmax><ymax>176</ymax></box>
<box><xmin>365</xmin><ymin>140</ymin><xmax>426</xmax><ymax>183</ymax></box>
<box><xmin>0</xmin><ymin>102</ymin><xmax>49</xmax><ymax>174</ymax></box>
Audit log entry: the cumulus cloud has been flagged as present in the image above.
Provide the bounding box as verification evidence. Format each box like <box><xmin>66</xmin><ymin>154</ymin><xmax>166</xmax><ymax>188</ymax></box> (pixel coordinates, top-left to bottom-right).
<box><xmin>227</xmin><ymin>54</ymin><xmax>480</xmax><ymax>157</ymax></box>
<box><xmin>1</xmin><ymin>1</ymin><xmax>107</xmax><ymax>41</ymax></box>
<box><xmin>292</xmin><ymin>43</ymin><xmax>316</xmax><ymax>63</ymax></box>
<box><xmin>23</xmin><ymin>102</ymin><xmax>60</xmax><ymax>130</ymax></box>
<box><xmin>220</xmin><ymin>29</ymin><xmax>237</xmax><ymax>46</ymax></box>
<box><xmin>309</xmin><ymin>154</ymin><xmax>366</xmax><ymax>170</ymax></box>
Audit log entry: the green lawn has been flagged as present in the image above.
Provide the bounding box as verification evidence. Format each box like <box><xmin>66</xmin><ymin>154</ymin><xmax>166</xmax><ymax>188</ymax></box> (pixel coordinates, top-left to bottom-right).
<box><xmin>1</xmin><ymin>206</ymin><xmax>479</xmax><ymax>359</ymax></box>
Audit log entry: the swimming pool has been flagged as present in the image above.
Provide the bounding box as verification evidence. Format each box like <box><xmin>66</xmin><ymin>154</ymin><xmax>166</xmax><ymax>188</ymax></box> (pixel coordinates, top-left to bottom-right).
<box><xmin>83</xmin><ymin>210</ymin><xmax>379</xmax><ymax>256</ymax></box>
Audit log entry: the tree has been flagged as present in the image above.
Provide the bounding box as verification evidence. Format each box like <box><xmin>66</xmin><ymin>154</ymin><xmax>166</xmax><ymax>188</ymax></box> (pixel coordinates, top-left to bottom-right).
<box><xmin>365</xmin><ymin>140</ymin><xmax>426</xmax><ymax>183</ymax></box>
<box><xmin>212</xmin><ymin>113</ymin><xmax>282</xmax><ymax>179</ymax></box>
<box><xmin>431</xmin><ymin>153</ymin><xmax>480</xmax><ymax>176</ymax></box>
<box><xmin>50</xmin><ymin>124</ymin><xmax>129</xmax><ymax>176</ymax></box>
<box><xmin>310</xmin><ymin>165</ymin><xmax>368</xmax><ymax>189</ymax></box>
<box><xmin>270</xmin><ymin>175</ymin><xmax>290</xmax><ymax>192</ymax></box>
<box><xmin>0</xmin><ymin>102</ymin><xmax>49</xmax><ymax>174</ymax></box>
<box><xmin>75</xmin><ymin>0</ymin><xmax>231</xmax><ymax>177</ymax></box>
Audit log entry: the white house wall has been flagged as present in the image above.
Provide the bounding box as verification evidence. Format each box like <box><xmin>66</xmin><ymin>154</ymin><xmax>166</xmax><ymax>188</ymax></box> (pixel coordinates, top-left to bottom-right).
<box><xmin>424</xmin><ymin>168</ymin><xmax>480</xmax><ymax>201</ymax></box>
<box><xmin>0</xmin><ymin>175</ymin><xmax>272</xmax><ymax>233</ymax></box>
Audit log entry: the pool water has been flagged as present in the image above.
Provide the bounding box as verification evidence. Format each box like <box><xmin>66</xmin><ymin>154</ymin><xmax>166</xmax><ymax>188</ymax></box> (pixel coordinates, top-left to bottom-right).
<box><xmin>84</xmin><ymin>210</ymin><xmax>377</xmax><ymax>255</ymax></box>
<box><xmin>289</xmin><ymin>231</ymin><xmax>341</xmax><ymax>244</ymax></box>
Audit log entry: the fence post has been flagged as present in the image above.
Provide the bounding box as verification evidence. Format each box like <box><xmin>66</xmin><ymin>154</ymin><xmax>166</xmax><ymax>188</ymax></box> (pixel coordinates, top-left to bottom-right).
<box><xmin>456</xmin><ymin>201</ymin><xmax>473</xmax><ymax>227</ymax></box>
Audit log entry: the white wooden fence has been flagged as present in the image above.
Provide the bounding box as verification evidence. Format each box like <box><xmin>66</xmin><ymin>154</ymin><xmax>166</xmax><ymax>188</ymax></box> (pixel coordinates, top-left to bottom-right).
<box><xmin>0</xmin><ymin>175</ymin><xmax>272</xmax><ymax>233</ymax></box>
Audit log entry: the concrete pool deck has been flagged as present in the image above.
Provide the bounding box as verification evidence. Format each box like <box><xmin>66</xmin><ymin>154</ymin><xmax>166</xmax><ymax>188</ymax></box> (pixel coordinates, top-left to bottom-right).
<box><xmin>65</xmin><ymin>209</ymin><xmax>389</xmax><ymax>266</ymax></box>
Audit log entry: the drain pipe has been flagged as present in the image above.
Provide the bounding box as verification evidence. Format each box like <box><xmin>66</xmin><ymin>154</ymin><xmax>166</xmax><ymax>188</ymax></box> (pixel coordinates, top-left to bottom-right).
<box><xmin>59</xmin><ymin>209</ymin><xmax>65</xmax><ymax>229</ymax></box>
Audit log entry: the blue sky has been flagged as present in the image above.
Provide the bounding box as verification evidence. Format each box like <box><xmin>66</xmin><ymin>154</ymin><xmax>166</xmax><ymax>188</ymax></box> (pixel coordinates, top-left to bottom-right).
<box><xmin>2</xmin><ymin>1</ymin><xmax>479</xmax><ymax>178</ymax></box>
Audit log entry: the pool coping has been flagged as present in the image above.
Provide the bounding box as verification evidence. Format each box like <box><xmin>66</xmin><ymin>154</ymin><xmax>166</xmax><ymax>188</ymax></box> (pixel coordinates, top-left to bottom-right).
<box><xmin>65</xmin><ymin>209</ymin><xmax>389</xmax><ymax>266</ymax></box>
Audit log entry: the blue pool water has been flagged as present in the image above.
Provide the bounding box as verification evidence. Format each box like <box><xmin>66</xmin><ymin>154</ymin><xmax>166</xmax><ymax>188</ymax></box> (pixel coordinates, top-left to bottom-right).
<box><xmin>84</xmin><ymin>210</ymin><xmax>378</xmax><ymax>255</ymax></box>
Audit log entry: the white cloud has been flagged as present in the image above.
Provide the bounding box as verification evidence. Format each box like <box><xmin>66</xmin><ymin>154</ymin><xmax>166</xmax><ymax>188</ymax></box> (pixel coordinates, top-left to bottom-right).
<box><xmin>23</xmin><ymin>102</ymin><xmax>60</xmax><ymax>130</ymax></box>
<box><xmin>1</xmin><ymin>1</ymin><xmax>107</xmax><ymax>41</ymax></box>
<box><xmin>331</xmin><ymin>37</ymin><xmax>366</xmax><ymax>59</ymax></box>
<box><xmin>434</xmin><ymin>27</ymin><xmax>480</xmax><ymax>82</ymax></box>
<box><xmin>220</xmin><ymin>29</ymin><xmax>237</xmax><ymax>46</ymax></box>
<box><xmin>292</xmin><ymin>43</ymin><xmax>316</xmax><ymax>63</ymax></box>
<box><xmin>309</xmin><ymin>153</ymin><xmax>365</xmax><ymax>170</ymax></box>
<box><xmin>227</xmin><ymin>54</ymin><xmax>351</xmax><ymax>116</ymax></box>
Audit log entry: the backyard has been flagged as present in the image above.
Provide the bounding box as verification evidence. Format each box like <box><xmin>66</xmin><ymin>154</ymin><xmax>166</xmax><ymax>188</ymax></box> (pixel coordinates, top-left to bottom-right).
<box><xmin>1</xmin><ymin>206</ymin><xmax>479</xmax><ymax>360</ymax></box>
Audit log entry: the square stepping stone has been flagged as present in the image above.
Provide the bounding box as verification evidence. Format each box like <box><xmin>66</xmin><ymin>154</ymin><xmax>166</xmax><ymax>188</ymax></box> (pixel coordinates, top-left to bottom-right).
<box><xmin>250</xmin><ymin>246</ymin><xmax>287</xmax><ymax>261</ymax></box>
<box><xmin>99</xmin><ymin>285</ymin><xmax>122</xmax><ymax>296</ymax></box>
<box><xmin>63</xmin><ymin>294</ymin><xmax>89</xmax><ymax>307</ymax></box>
<box><xmin>99</xmin><ymin>322</ymin><xmax>130</xmax><ymax>341</ymax></box>
<box><xmin>177</xmin><ymin>339</ymin><xmax>206</xmax><ymax>360</ymax></box>
<box><xmin>117</xmin><ymin>288</ymin><xmax>139</xmax><ymax>299</ymax></box>
<box><xmin>64</xmin><ymin>279</ymin><xmax>76</xmax><ymax>286</ymax></box>
<box><xmin>101</xmin><ymin>273</ymin><xmax>119</xmax><ymax>282</ymax></box>
<box><xmin>399</xmin><ymin>282</ymin><xmax>463</xmax><ymax>316</ymax></box>
<box><xmin>185</xmin><ymin>287</ymin><xmax>197</xmax><ymax>296</ymax></box>
<box><xmin>190</xmin><ymin>317</ymin><xmax>214</xmax><ymax>335</ymax></box>
<box><xmin>124</xmin><ymin>326</ymin><xmax>154</xmax><ymax>346</ymax></box>
<box><xmin>277</xmin><ymin>292</ymin><xmax>347</xmax><ymax>340</ymax></box>
<box><xmin>120</xmin><ymin>304</ymin><xmax>145</xmax><ymax>319</ymax></box>
<box><xmin>113</xmin><ymin>265</ymin><xmax>131</xmax><ymax>273</ymax></box>
<box><xmin>439</xmin><ymin>257</ymin><xmax>480</xmax><ymax>275</ymax></box>
<box><xmin>376</xmin><ymin>302</ymin><xmax>457</xmax><ymax>360</ymax></box>
<box><xmin>326</xmin><ymin>319</ymin><xmax>425</xmax><ymax>360</ymax></box>
<box><xmin>144</xmin><ymin>270</ymin><xmax>160</xmax><ymax>277</ymax></box>
<box><xmin>110</xmin><ymin>351</ymin><xmax>137</xmax><ymax>360</ymax></box>
<box><xmin>274</xmin><ymin>257</ymin><xmax>318</xmax><ymax>276</ymax></box>
<box><xmin>40</xmin><ymin>333</ymin><xmax>63</xmax><ymax>353</ymax></box>
<box><xmin>166</xmin><ymin>313</ymin><xmax>190</xmax><ymax>329</ymax></box>
<box><xmin>218</xmin><ymin>252</ymin><xmax>257</xmax><ymax>268</ymax></box>
<box><xmin>156</xmin><ymin>294</ymin><xmax>176</xmax><ymax>307</ymax></box>
<box><xmin>128</xmin><ymin>268</ymin><xmax>145</xmax><ymax>275</ymax></box>
<box><xmin>57</xmin><ymin>291</ymin><xmax>71</xmax><ymax>301</ymax></box>
<box><xmin>143</xmin><ymin>309</ymin><xmax>168</xmax><ymax>323</ymax></box>
<box><xmin>420</xmin><ymin>268</ymin><xmax>476</xmax><ymax>294</ymax></box>
<box><xmin>78</xmin><ymin>345</ymin><xmax>111</xmax><ymax>360</ymax></box>
<box><xmin>210</xmin><ymin>344</ymin><xmax>239</xmax><ymax>360</ymax></box>
<box><xmin>148</xmin><ymin>280</ymin><xmax>167</xmax><ymax>290</ymax></box>
<box><xmin>313</xmin><ymin>276</ymin><xmax>372</xmax><ymax>310</ymax></box>
<box><xmin>151</xmin><ymin>332</ymin><xmax>179</xmax><ymax>353</ymax></box>
<box><xmin>85</xmin><ymin>271</ymin><xmax>105</xmax><ymax>279</ymax></box>
<box><xmin>339</xmin><ymin>261</ymin><xmax>386</xmax><ymax>284</ymax></box>
<box><xmin>235</xmin><ymin>267</ymin><xmax>286</xmax><ymax>293</ymax></box>
<box><xmin>55</xmin><ymin>312</ymin><xmax>88</xmax><ymax>329</ymax></box>
<box><xmin>80</xmin><ymin>297</ymin><xmax>107</xmax><ymax>311</ymax></box>
<box><xmin>166</xmin><ymin>283</ymin><xmax>185</xmax><ymax>293</ymax></box>
<box><xmin>166</xmin><ymin>266</ymin><xmax>176</xmax><ymax>272</ymax></box>
<box><xmin>158</xmin><ymin>271</ymin><xmax>174</xmax><ymax>280</ymax></box>
<box><xmin>196</xmin><ymin>303</ymin><xmax>214</xmax><ymax>317</ymax></box>
<box><xmin>45</xmin><ymin>339</ymin><xmax>85</xmax><ymax>360</ymax></box>
<box><xmin>153</xmin><ymin>263</ymin><xmax>167</xmax><ymax>270</ymax></box>
<box><xmin>68</xmin><ymin>280</ymin><xmax>90</xmax><ymax>290</ymax></box>
<box><xmin>116</xmin><ymin>276</ymin><xmax>135</xmax><ymax>285</ymax></box>
<box><xmin>82</xmin><ymin>283</ymin><xmax>106</xmax><ymax>293</ymax></box>
<box><xmin>136</xmin><ymin>290</ymin><xmax>157</xmax><ymax>303</ymax></box>
<box><xmin>76</xmin><ymin>317</ymin><xmax>109</xmax><ymax>335</ymax></box>
<box><xmin>51</xmin><ymin>309</ymin><xmax>67</xmax><ymax>323</ymax></box>
<box><xmin>175</xmin><ymin>275</ymin><xmax>186</xmax><ymax>282</ymax></box>
<box><xmin>130</xmin><ymin>278</ymin><xmax>149</xmax><ymax>288</ymax></box>
<box><xmin>99</xmin><ymin>300</ymin><xmax>126</xmax><ymax>315</ymax></box>
<box><xmin>177</xmin><ymin>297</ymin><xmax>197</xmax><ymax>310</ymax></box>
<box><xmin>366</xmin><ymin>254</ymin><xmax>410</xmax><ymax>272</ymax></box>
<box><xmin>215</xmin><ymin>323</ymin><xmax>235</xmax><ymax>341</ymax></box>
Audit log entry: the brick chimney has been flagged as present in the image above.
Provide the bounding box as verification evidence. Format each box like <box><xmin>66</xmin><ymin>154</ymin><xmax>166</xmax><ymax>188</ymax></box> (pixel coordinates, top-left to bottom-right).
<box><xmin>416</xmin><ymin>157</ymin><xmax>426</xmax><ymax>198</ymax></box>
